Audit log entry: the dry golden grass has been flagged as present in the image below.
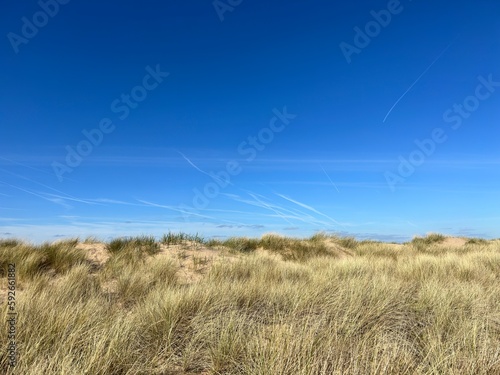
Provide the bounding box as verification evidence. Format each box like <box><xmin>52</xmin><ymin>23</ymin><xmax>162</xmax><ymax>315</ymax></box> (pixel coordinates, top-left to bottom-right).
<box><xmin>0</xmin><ymin>233</ymin><xmax>499</xmax><ymax>374</ymax></box>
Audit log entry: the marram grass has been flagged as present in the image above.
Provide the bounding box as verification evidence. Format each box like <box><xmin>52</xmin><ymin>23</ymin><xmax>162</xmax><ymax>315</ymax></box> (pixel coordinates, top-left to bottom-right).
<box><xmin>0</xmin><ymin>233</ymin><xmax>499</xmax><ymax>374</ymax></box>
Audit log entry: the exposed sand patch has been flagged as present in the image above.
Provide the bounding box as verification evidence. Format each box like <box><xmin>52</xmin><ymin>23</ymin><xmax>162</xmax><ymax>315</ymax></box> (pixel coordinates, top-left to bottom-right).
<box><xmin>75</xmin><ymin>241</ymin><xmax>239</xmax><ymax>281</ymax></box>
<box><xmin>76</xmin><ymin>242</ymin><xmax>109</xmax><ymax>270</ymax></box>
<box><xmin>152</xmin><ymin>242</ymin><xmax>240</xmax><ymax>284</ymax></box>
<box><xmin>439</xmin><ymin>237</ymin><xmax>468</xmax><ymax>248</ymax></box>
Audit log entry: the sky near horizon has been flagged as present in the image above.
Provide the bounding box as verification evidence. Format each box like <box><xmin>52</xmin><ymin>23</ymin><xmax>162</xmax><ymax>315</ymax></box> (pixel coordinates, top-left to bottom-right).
<box><xmin>1</xmin><ymin>0</ymin><xmax>499</xmax><ymax>243</ymax></box>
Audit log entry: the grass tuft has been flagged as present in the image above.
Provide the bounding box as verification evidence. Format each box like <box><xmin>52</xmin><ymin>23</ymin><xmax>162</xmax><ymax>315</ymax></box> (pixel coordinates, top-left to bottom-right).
<box><xmin>466</xmin><ymin>237</ymin><xmax>489</xmax><ymax>245</ymax></box>
<box><xmin>410</xmin><ymin>233</ymin><xmax>447</xmax><ymax>251</ymax></box>
<box><xmin>0</xmin><ymin>239</ymin><xmax>87</xmax><ymax>279</ymax></box>
<box><xmin>260</xmin><ymin>234</ymin><xmax>331</xmax><ymax>261</ymax></box>
<box><xmin>221</xmin><ymin>237</ymin><xmax>260</xmax><ymax>252</ymax></box>
<box><xmin>330</xmin><ymin>235</ymin><xmax>359</xmax><ymax>249</ymax></box>
<box><xmin>161</xmin><ymin>232</ymin><xmax>204</xmax><ymax>247</ymax></box>
<box><xmin>107</xmin><ymin>235</ymin><xmax>160</xmax><ymax>256</ymax></box>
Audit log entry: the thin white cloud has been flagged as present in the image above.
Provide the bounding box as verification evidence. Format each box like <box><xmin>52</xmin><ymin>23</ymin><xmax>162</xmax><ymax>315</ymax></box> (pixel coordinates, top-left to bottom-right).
<box><xmin>89</xmin><ymin>198</ymin><xmax>143</xmax><ymax>206</ymax></box>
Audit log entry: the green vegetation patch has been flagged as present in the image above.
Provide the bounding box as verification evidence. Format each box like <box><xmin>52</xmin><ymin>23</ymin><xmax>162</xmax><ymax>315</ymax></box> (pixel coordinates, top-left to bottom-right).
<box><xmin>0</xmin><ymin>239</ymin><xmax>87</xmax><ymax>279</ymax></box>
<box><xmin>107</xmin><ymin>235</ymin><xmax>160</xmax><ymax>256</ymax></box>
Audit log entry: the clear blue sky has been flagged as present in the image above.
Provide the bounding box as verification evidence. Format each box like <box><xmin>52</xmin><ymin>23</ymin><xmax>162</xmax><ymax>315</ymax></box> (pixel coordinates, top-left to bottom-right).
<box><xmin>1</xmin><ymin>0</ymin><xmax>499</xmax><ymax>242</ymax></box>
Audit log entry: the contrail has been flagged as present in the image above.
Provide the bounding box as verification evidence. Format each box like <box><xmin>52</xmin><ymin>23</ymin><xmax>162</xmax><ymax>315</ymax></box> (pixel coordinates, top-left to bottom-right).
<box><xmin>0</xmin><ymin>181</ymin><xmax>73</xmax><ymax>208</ymax></box>
<box><xmin>319</xmin><ymin>164</ymin><xmax>340</xmax><ymax>193</ymax></box>
<box><xmin>232</xmin><ymin>191</ymin><xmax>323</xmax><ymax>225</ymax></box>
<box><xmin>0</xmin><ymin>167</ymin><xmax>86</xmax><ymax>202</ymax></box>
<box><xmin>407</xmin><ymin>220</ymin><xmax>418</xmax><ymax>228</ymax></box>
<box><xmin>42</xmin><ymin>192</ymin><xmax>103</xmax><ymax>206</ymax></box>
<box><xmin>275</xmin><ymin>193</ymin><xmax>342</xmax><ymax>226</ymax></box>
<box><xmin>0</xmin><ymin>156</ymin><xmax>79</xmax><ymax>182</ymax></box>
<box><xmin>383</xmin><ymin>36</ymin><xmax>458</xmax><ymax>123</ymax></box>
<box><xmin>138</xmin><ymin>199</ymin><xmax>217</xmax><ymax>220</ymax></box>
<box><xmin>176</xmin><ymin>150</ymin><xmax>233</xmax><ymax>187</ymax></box>
<box><xmin>0</xmin><ymin>156</ymin><xmax>51</xmax><ymax>175</ymax></box>
<box><xmin>246</xmin><ymin>192</ymin><xmax>294</xmax><ymax>225</ymax></box>
<box><xmin>138</xmin><ymin>199</ymin><xmax>250</xmax><ymax>227</ymax></box>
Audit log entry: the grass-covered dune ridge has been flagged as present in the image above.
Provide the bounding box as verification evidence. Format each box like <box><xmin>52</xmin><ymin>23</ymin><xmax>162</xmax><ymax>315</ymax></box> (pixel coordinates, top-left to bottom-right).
<box><xmin>0</xmin><ymin>233</ymin><xmax>499</xmax><ymax>374</ymax></box>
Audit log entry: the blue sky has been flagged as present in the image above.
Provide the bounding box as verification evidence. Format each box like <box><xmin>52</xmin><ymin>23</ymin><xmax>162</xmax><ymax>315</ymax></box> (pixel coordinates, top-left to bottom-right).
<box><xmin>1</xmin><ymin>0</ymin><xmax>499</xmax><ymax>242</ymax></box>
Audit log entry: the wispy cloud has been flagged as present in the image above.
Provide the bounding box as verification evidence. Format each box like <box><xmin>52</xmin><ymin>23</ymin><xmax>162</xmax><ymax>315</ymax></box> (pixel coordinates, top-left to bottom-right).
<box><xmin>0</xmin><ymin>217</ymin><xmax>28</xmax><ymax>222</ymax></box>
<box><xmin>216</xmin><ymin>224</ymin><xmax>265</xmax><ymax>229</ymax></box>
<box><xmin>59</xmin><ymin>215</ymin><xmax>81</xmax><ymax>220</ymax></box>
<box><xmin>89</xmin><ymin>198</ymin><xmax>143</xmax><ymax>206</ymax></box>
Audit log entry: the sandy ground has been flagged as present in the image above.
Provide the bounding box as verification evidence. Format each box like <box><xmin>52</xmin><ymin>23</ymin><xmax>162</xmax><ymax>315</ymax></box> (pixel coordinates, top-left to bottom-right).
<box><xmin>76</xmin><ymin>242</ymin><xmax>110</xmax><ymax>270</ymax></box>
<box><xmin>151</xmin><ymin>241</ymin><xmax>240</xmax><ymax>284</ymax></box>
<box><xmin>440</xmin><ymin>237</ymin><xmax>468</xmax><ymax>247</ymax></box>
<box><xmin>75</xmin><ymin>241</ymin><xmax>243</xmax><ymax>288</ymax></box>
